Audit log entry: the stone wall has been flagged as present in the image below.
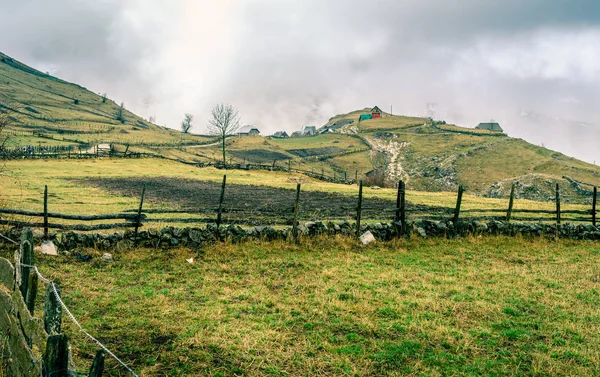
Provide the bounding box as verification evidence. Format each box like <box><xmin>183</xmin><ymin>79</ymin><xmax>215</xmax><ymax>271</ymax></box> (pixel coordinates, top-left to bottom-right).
<box><xmin>5</xmin><ymin>220</ymin><xmax>600</xmax><ymax>252</ymax></box>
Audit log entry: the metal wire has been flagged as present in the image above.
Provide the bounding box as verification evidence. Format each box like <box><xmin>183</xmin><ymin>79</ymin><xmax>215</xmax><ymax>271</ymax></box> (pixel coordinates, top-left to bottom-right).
<box><xmin>19</xmin><ymin>263</ymin><xmax>139</xmax><ymax>377</ymax></box>
<box><xmin>0</xmin><ymin>233</ymin><xmax>18</xmax><ymax>245</ymax></box>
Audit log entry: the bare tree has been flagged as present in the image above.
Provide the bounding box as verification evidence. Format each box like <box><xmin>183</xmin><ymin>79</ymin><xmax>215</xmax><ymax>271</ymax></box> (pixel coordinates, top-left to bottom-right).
<box><xmin>115</xmin><ymin>102</ymin><xmax>125</xmax><ymax>123</ymax></box>
<box><xmin>0</xmin><ymin>112</ymin><xmax>11</xmax><ymax>172</ymax></box>
<box><xmin>149</xmin><ymin>115</ymin><xmax>156</xmax><ymax>124</ymax></box>
<box><xmin>181</xmin><ymin>113</ymin><xmax>194</xmax><ymax>133</ymax></box>
<box><xmin>101</xmin><ymin>93</ymin><xmax>107</xmax><ymax>103</ymax></box>
<box><xmin>207</xmin><ymin>103</ymin><xmax>241</xmax><ymax>166</ymax></box>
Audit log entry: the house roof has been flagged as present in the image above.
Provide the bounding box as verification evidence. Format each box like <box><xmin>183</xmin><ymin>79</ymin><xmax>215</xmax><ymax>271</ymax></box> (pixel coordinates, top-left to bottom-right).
<box><xmin>475</xmin><ymin>122</ymin><xmax>503</xmax><ymax>132</ymax></box>
<box><xmin>371</xmin><ymin>106</ymin><xmax>382</xmax><ymax>113</ymax></box>
<box><xmin>303</xmin><ymin>126</ymin><xmax>317</xmax><ymax>131</ymax></box>
<box><xmin>238</xmin><ymin>125</ymin><xmax>259</xmax><ymax>133</ymax></box>
<box><xmin>359</xmin><ymin>114</ymin><xmax>372</xmax><ymax>121</ymax></box>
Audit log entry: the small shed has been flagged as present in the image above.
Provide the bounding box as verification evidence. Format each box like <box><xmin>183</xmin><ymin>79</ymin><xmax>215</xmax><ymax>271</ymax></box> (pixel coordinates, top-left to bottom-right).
<box><xmin>371</xmin><ymin>106</ymin><xmax>382</xmax><ymax>119</ymax></box>
<box><xmin>475</xmin><ymin>122</ymin><xmax>503</xmax><ymax>132</ymax></box>
<box><xmin>273</xmin><ymin>131</ymin><xmax>289</xmax><ymax>138</ymax></box>
<box><xmin>238</xmin><ymin>125</ymin><xmax>261</xmax><ymax>136</ymax></box>
<box><xmin>359</xmin><ymin>114</ymin><xmax>372</xmax><ymax>122</ymax></box>
<box><xmin>303</xmin><ymin>126</ymin><xmax>317</xmax><ymax>136</ymax></box>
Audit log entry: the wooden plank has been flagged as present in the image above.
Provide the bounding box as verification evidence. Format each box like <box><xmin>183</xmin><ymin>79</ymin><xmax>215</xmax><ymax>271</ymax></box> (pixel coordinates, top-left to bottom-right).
<box><xmin>453</xmin><ymin>185</ymin><xmax>464</xmax><ymax>224</ymax></box>
<box><xmin>0</xmin><ymin>220</ymin><xmax>137</xmax><ymax>231</ymax></box>
<box><xmin>593</xmin><ymin>186</ymin><xmax>597</xmax><ymax>226</ymax></box>
<box><xmin>0</xmin><ymin>208</ymin><xmax>140</xmax><ymax>220</ymax></box>
<box><xmin>556</xmin><ymin>183</ymin><xmax>561</xmax><ymax>225</ymax></box>
<box><xmin>216</xmin><ymin>175</ymin><xmax>227</xmax><ymax>231</ymax></box>
<box><xmin>506</xmin><ymin>183</ymin><xmax>515</xmax><ymax>222</ymax></box>
<box><xmin>356</xmin><ymin>180</ymin><xmax>363</xmax><ymax>237</ymax></box>
<box><xmin>43</xmin><ymin>334</ymin><xmax>69</xmax><ymax>377</ymax></box>
<box><xmin>44</xmin><ymin>283</ymin><xmax>62</xmax><ymax>335</ymax></box>
<box><xmin>89</xmin><ymin>350</ymin><xmax>105</xmax><ymax>377</ymax></box>
<box><xmin>18</xmin><ymin>228</ymin><xmax>34</xmax><ymax>303</ymax></box>
<box><xmin>44</xmin><ymin>185</ymin><xmax>49</xmax><ymax>240</ymax></box>
<box><xmin>135</xmin><ymin>184</ymin><xmax>147</xmax><ymax>235</ymax></box>
<box><xmin>292</xmin><ymin>183</ymin><xmax>301</xmax><ymax>243</ymax></box>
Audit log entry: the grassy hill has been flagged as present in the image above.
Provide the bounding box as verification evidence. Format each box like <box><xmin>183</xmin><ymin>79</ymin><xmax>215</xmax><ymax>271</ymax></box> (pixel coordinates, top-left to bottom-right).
<box><xmin>1</xmin><ymin>51</ymin><xmax>599</xmax><ymax>203</ymax></box>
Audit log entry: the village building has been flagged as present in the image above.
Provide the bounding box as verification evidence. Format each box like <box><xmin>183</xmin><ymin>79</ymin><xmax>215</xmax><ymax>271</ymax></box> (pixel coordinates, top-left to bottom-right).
<box><xmin>290</xmin><ymin>131</ymin><xmax>303</xmax><ymax>138</ymax></box>
<box><xmin>371</xmin><ymin>106</ymin><xmax>382</xmax><ymax>118</ymax></box>
<box><xmin>238</xmin><ymin>125</ymin><xmax>261</xmax><ymax>136</ymax></box>
<box><xmin>272</xmin><ymin>131</ymin><xmax>289</xmax><ymax>138</ymax></box>
<box><xmin>359</xmin><ymin>114</ymin><xmax>372</xmax><ymax>122</ymax></box>
<box><xmin>303</xmin><ymin>126</ymin><xmax>317</xmax><ymax>136</ymax></box>
<box><xmin>475</xmin><ymin>122</ymin><xmax>503</xmax><ymax>132</ymax></box>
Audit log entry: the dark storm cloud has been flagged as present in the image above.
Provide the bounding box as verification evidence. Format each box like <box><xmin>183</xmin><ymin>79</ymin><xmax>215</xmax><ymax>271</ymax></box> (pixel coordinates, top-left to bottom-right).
<box><xmin>1</xmin><ymin>0</ymin><xmax>599</xmax><ymax>162</ymax></box>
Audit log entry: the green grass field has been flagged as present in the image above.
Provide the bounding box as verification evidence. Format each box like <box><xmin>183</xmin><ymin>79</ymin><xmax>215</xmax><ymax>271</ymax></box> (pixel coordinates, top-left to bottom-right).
<box><xmin>9</xmin><ymin>236</ymin><xmax>599</xmax><ymax>376</ymax></box>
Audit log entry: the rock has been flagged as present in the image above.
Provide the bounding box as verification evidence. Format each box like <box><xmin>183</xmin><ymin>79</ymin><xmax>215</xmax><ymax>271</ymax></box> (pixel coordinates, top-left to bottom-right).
<box><xmin>101</xmin><ymin>253</ymin><xmax>113</xmax><ymax>262</ymax></box>
<box><xmin>40</xmin><ymin>240</ymin><xmax>58</xmax><ymax>256</ymax></box>
<box><xmin>186</xmin><ymin>257</ymin><xmax>194</xmax><ymax>264</ymax></box>
<box><xmin>360</xmin><ymin>231</ymin><xmax>376</xmax><ymax>245</ymax></box>
<box><xmin>370</xmin><ymin>186</ymin><xmax>381</xmax><ymax>190</ymax></box>
<box><xmin>417</xmin><ymin>227</ymin><xmax>427</xmax><ymax>238</ymax></box>
<box><xmin>32</xmin><ymin>229</ymin><xmax>45</xmax><ymax>240</ymax></box>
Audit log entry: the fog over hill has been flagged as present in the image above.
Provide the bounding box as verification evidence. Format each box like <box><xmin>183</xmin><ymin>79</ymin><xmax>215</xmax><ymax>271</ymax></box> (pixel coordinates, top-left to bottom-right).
<box><xmin>1</xmin><ymin>0</ymin><xmax>599</xmax><ymax>163</ymax></box>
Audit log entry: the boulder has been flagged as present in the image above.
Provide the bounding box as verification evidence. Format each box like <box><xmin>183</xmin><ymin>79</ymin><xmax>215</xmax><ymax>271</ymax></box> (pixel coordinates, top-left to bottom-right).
<box><xmin>40</xmin><ymin>240</ymin><xmax>58</xmax><ymax>256</ymax></box>
<box><xmin>101</xmin><ymin>253</ymin><xmax>113</xmax><ymax>262</ymax></box>
<box><xmin>360</xmin><ymin>231</ymin><xmax>376</xmax><ymax>245</ymax></box>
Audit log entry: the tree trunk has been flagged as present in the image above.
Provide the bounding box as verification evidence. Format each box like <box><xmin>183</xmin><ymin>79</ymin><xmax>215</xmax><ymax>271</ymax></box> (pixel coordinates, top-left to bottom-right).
<box><xmin>222</xmin><ymin>133</ymin><xmax>226</xmax><ymax>167</ymax></box>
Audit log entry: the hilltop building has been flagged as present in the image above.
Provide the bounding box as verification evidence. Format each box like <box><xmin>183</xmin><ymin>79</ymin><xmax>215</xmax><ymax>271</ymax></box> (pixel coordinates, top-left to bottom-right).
<box><xmin>238</xmin><ymin>125</ymin><xmax>261</xmax><ymax>136</ymax></box>
<box><xmin>272</xmin><ymin>131</ymin><xmax>289</xmax><ymax>138</ymax></box>
<box><xmin>475</xmin><ymin>122</ymin><xmax>503</xmax><ymax>132</ymax></box>
<box><xmin>303</xmin><ymin>126</ymin><xmax>317</xmax><ymax>136</ymax></box>
<box><xmin>320</xmin><ymin>119</ymin><xmax>354</xmax><ymax>134</ymax></box>
<box><xmin>290</xmin><ymin>131</ymin><xmax>303</xmax><ymax>138</ymax></box>
<box><xmin>359</xmin><ymin>114</ymin><xmax>372</xmax><ymax>122</ymax></box>
<box><xmin>371</xmin><ymin>106</ymin><xmax>382</xmax><ymax>118</ymax></box>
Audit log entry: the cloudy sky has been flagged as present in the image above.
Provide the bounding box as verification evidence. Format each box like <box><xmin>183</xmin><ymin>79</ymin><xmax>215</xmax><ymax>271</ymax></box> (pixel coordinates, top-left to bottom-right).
<box><xmin>1</xmin><ymin>0</ymin><xmax>599</xmax><ymax>163</ymax></box>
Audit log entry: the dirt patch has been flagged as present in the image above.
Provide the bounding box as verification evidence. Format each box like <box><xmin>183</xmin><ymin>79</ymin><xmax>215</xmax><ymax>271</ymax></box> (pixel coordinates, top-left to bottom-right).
<box><xmin>75</xmin><ymin>177</ymin><xmax>446</xmax><ymax>224</ymax></box>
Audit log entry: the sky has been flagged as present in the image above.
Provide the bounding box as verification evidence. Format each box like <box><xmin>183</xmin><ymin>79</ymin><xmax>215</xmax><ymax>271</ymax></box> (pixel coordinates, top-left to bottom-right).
<box><xmin>1</xmin><ymin>0</ymin><xmax>599</xmax><ymax>163</ymax></box>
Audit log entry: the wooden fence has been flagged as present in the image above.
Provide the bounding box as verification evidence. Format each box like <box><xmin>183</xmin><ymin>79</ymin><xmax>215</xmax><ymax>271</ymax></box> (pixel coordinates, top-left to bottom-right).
<box><xmin>0</xmin><ymin>180</ymin><xmax>597</xmax><ymax>239</ymax></box>
<box><xmin>0</xmin><ymin>229</ymin><xmax>106</xmax><ymax>376</ymax></box>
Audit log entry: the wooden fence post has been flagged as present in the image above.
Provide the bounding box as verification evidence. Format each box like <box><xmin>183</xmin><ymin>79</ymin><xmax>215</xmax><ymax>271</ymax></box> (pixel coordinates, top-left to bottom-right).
<box><xmin>355</xmin><ymin>170</ymin><xmax>358</xmax><ymax>181</ymax></box>
<box><xmin>89</xmin><ymin>349</ymin><xmax>105</xmax><ymax>377</ymax></box>
<box><xmin>344</xmin><ymin>171</ymin><xmax>347</xmax><ymax>182</ymax></box>
<box><xmin>555</xmin><ymin>183</ymin><xmax>561</xmax><ymax>225</ymax></box>
<box><xmin>288</xmin><ymin>160</ymin><xmax>291</xmax><ymax>172</ymax></box>
<box><xmin>26</xmin><ymin>271</ymin><xmax>38</xmax><ymax>316</ymax></box>
<box><xmin>43</xmin><ymin>334</ymin><xmax>69</xmax><ymax>377</ymax></box>
<box><xmin>592</xmin><ymin>186</ymin><xmax>597</xmax><ymax>226</ymax></box>
<box><xmin>44</xmin><ymin>282</ymin><xmax>62</xmax><ymax>335</ymax></box>
<box><xmin>135</xmin><ymin>184</ymin><xmax>146</xmax><ymax>236</ymax></box>
<box><xmin>42</xmin><ymin>185</ymin><xmax>50</xmax><ymax>240</ymax></box>
<box><xmin>394</xmin><ymin>180</ymin><xmax>402</xmax><ymax>236</ymax></box>
<box><xmin>216</xmin><ymin>175</ymin><xmax>227</xmax><ymax>231</ymax></box>
<box><xmin>356</xmin><ymin>180</ymin><xmax>363</xmax><ymax>237</ymax></box>
<box><xmin>18</xmin><ymin>228</ymin><xmax>34</xmax><ymax>302</ymax></box>
<box><xmin>506</xmin><ymin>183</ymin><xmax>515</xmax><ymax>222</ymax></box>
<box><xmin>453</xmin><ymin>185</ymin><xmax>464</xmax><ymax>224</ymax></box>
<box><xmin>292</xmin><ymin>184</ymin><xmax>301</xmax><ymax>243</ymax></box>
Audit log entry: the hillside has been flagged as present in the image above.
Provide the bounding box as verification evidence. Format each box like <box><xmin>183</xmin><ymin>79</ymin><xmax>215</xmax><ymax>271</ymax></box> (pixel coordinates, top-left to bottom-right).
<box><xmin>1</xmin><ymin>51</ymin><xmax>599</xmax><ymax>203</ymax></box>
<box><xmin>0</xmin><ymin>51</ymin><xmax>212</xmax><ymax>151</ymax></box>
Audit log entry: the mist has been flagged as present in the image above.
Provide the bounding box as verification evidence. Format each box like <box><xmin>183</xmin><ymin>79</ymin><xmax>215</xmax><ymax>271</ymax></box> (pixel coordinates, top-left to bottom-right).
<box><xmin>1</xmin><ymin>0</ymin><xmax>599</xmax><ymax>163</ymax></box>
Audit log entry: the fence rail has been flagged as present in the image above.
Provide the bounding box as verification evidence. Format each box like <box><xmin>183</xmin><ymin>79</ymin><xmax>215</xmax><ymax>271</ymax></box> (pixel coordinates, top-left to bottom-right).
<box><xmin>0</xmin><ymin>179</ymin><xmax>597</xmax><ymax>238</ymax></box>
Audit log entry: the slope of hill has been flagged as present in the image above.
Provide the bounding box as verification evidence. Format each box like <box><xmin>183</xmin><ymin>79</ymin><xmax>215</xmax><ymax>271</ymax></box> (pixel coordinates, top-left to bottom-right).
<box><xmin>1</xmin><ymin>51</ymin><xmax>598</xmax><ymax>203</ymax></box>
<box><xmin>0</xmin><ymin>51</ymin><xmax>211</xmax><ymax>149</ymax></box>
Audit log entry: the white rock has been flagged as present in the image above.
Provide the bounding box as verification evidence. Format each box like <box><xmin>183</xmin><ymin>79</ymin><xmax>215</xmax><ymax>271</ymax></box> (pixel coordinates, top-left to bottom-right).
<box><xmin>40</xmin><ymin>241</ymin><xmax>58</xmax><ymax>256</ymax></box>
<box><xmin>186</xmin><ymin>257</ymin><xmax>194</xmax><ymax>264</ymax></box>
<box><xmin>360</xmin><ymin>231</ymin><xmax>376</xmax><ymax>245</ymax></box>
<box><xmin>371</xmin><ymin>186</ymin><xmax>381</xmax><ymax>190</ymax></box>
<box><xmin>101</xmin><ymin>253</ymin><xmax>113</xmax><ymax>262</ymax></box>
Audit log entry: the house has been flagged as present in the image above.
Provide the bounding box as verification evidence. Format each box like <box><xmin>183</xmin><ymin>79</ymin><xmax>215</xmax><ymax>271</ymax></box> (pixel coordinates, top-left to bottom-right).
<box><xmin>303</xmin><ymin>126</ymin><xmax>317</xmax><ymax>136</ymax></box>
<box><xmin>290</xmin><ymin>131</ymin><xmax>303</xmax><ymax>138</ymax></box>
<box><xmin>475</xmin><ymin>122</ymin><xmax>503</xmax><ymax>133</ymax></box>
<box><xmin>371</xmin><ymin>106</ymin><xmax>382</xmax><ymax>118</ymax></box>
<box><xmin>238</xmin><ymin>125</ymin><xmax>261</xmax><ymax>136</ymax></box>
<box><xmin>359</xmin><ymin>114</ymin><xmax>372</xmax><ymax>122</ymax></box>
<box><xmin>273</xmin><ymin>131</ymin><xmax>289</xmax><ymax>138</ymax></box>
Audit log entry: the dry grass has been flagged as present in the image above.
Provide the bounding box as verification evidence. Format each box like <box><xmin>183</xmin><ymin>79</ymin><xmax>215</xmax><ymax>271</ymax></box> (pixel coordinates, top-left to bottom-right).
<box><xmin>11</xmin><ymin>236</ymin><xmax>600</xmax><ymax>376</ymax></box>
